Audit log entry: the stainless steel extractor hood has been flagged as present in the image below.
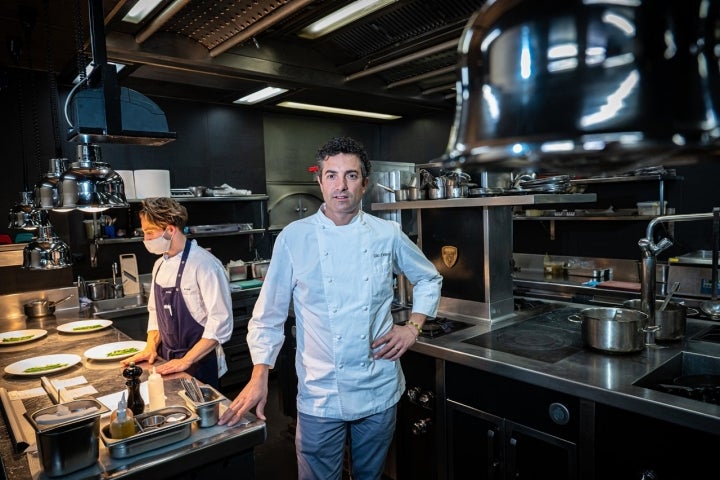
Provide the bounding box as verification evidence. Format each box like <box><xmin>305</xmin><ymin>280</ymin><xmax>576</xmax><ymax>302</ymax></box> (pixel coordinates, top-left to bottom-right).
<box><xmin>66</xmin><ymin>0</ymin><xmax>175</xmax><ymax>146</ymax></box>
<box><xmin>443</xmin><ymin>0</ymin><xmax>720</xmax><ymax>174</ymax></box>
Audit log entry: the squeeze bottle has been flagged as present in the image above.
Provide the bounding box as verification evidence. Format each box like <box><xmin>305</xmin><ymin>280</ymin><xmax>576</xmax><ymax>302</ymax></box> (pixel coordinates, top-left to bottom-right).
<box><xmin>148</xmin><ymin>366</ymin><xmax>166</xmax><ymax>410</ymax></box>
<box><xmin>110</xmin><ymin>392</ymin><xmax>135</xmax><ymax>439</ymax></box>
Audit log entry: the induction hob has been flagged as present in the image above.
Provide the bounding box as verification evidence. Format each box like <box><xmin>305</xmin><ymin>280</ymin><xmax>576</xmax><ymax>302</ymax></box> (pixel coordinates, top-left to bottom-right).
<box><xmin>463</xmin><ymin>306</ymin><xmax>584</xmax><ymax>363</ymax></box>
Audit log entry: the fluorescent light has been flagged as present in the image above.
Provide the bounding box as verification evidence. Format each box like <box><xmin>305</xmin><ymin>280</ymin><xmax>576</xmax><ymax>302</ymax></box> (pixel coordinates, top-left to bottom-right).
<box><xmin>233</xmin><ymin>87</ymin><xmax>288</xmax><ymax>105</ymax></box>
<box><xmin>277</xmin><ymin>101</ymin><xmax>401</xmax><ymax>120</ymax></box>
<box><xmin>299</xmin><ymin>0</ymin><xmax>397</xmax><ymax>39</ymax></box>
<box><xmin>122</xmin><ymin>0</ymin><xmax>165</xmax><ymax>24</ymax></box>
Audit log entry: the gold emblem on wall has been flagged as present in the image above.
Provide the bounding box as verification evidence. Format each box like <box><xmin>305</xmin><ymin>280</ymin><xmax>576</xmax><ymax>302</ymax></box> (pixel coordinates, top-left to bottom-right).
<box><xmin>441</xmin><ymin>246</ymin><xmax>458</xmax><ymax>268</ymax></box>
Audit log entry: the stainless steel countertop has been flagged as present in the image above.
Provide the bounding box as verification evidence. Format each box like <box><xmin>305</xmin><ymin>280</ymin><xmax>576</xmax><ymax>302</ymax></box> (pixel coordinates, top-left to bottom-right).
<box><xmin>0</xmin><ymin>307</ymin><xmax>265</xmax><ymax>480</ymax></box>
<box><xmin>410</xmin><ymin>301</ymin><xmax>720</xmax><ymax>436</ymax></box>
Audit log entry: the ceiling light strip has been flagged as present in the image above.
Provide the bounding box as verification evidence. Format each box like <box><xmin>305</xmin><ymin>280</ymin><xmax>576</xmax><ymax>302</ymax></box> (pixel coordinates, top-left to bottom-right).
<box><xmin>277</xmin><ymin>101</ymin><xmax>400</xmax><ymax>120</ymax></box>
<box><xmin>135</xmin><ymin>0</ymin><xmax>191</xmax><ymax>44</ymax></box>
<box><xmin>345</xmin><ymin>39</ymin><xmax>458</xmax><ymax>82</ymax></box>
<box><xmin>298</xmin><ymin>0</ymin><xmax>398</xmax><ymax>39</ymax></box>
<box><xmin>386</xmin><ymin>65</ymin><xmax>456</xmax><ymax>89</ymax></box>
<box><xmin>422</xmin><ymin>83</ymin><xmax>455</xmax><ymax>95</ymax></box>
<box><xmin>210</xmin><ymin>0</ymin><xmax>315</xmax><ymax>58</ymax></box>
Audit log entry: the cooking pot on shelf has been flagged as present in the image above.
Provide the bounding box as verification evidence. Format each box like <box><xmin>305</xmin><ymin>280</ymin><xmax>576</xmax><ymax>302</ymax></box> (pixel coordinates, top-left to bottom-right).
<box><xmin>23</xmin><ymin>295</ymin><xmax>73</xmax><ymax>317</ymax></box>
<box><xmin>86</xmin><ymin>281</ymin><xmax>112</xmax><ymax>301</ymax></box>
<box><xmin>568</xmin><ymin>307</ymin><xmax>654</xmax><ymax>353</ymax></box>
<box><xmin>622</xmin><ymin>299</ymin><xmax>691</xmax><ymax>342</ymax></box>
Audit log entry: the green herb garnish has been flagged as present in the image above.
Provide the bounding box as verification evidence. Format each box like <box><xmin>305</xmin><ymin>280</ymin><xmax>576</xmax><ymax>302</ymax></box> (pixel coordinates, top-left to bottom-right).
<box><xmin>2</xmin><ymin>335</ymin><xmax>34</xmax><ymax>343</ymax></box>
<box><xmin>106</xmin><ymin>347</ymin><xmax>139</xmax><ymax>357</ymax></box>
<box><xmin>72</xmin><ymin>324</ymin><xmax>102</xmax><ymax>331</ymax></box>
<box><xmin>23</xmin><ymin>363</ymin><xmax>68</xmax><ymax>373</ymax></box>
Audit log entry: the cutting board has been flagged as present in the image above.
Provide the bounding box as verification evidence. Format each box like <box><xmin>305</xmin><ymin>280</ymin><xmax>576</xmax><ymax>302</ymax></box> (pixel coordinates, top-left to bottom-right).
<box><xmin>596</xmin><ymin>280</ymin><xmax>641</xmax><ymax>292</ymax></box>
<box><xmin>119</xmin><ymin>253</ymin><xmax>140</xmax><ymax>295</ymax></box>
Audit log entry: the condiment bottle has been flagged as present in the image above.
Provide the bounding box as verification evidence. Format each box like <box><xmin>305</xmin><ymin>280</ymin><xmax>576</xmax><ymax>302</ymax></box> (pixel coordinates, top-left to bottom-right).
<box><xmin>123</xmin><ymin>362</ymin><xmax>145</xmax><ymax>415</ymax></box>
<box><xmin>110</xmin><ymin>392</ymin><xmax>135</xmax><ymax>439</ymax></box>
<box><xmin>148</xmin><ymin>366</ymin><xmax>166</xmax><ymax>410</ymax></box>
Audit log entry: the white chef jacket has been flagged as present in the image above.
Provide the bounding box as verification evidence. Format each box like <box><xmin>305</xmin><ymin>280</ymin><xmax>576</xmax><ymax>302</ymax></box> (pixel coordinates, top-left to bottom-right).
<box><xmin>247</xmin><ymin>208</ymin><xmax>442</xmax><ymax>420</ymax></box>
<box><xmin>147</xmin><ymin>239</ymin><xmax>234</xmax><ymax>376</ymax></box>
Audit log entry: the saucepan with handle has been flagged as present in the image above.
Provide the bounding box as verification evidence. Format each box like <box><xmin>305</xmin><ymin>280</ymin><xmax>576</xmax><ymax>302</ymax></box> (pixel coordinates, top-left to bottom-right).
<box><xmin>24</xmin><ymin>294</ymin><xmax>74</xmax><ymax>318</ymax></box>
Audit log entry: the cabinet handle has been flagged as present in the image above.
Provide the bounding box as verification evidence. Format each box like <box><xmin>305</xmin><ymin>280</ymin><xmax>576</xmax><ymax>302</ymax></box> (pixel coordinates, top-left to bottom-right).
<box><xmin>487</xmin><ymin>429</ymin><xmax>501</xmax><ymax>478</ymax></box>
<box><xmin>507</xmin><ymin>437</ymin><xmax>518</xmax><ymax>479</ymax></box>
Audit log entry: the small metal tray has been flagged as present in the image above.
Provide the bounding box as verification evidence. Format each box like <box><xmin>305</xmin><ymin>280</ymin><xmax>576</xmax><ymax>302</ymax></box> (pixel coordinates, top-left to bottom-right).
<box><xmin>100</xmin><ymin>405</ymin><xmax>198</xmax><ymax>458</ymax></box>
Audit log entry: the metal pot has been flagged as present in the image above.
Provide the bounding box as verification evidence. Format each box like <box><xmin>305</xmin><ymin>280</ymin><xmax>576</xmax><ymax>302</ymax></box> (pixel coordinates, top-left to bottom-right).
<box><xmin>568</xmin><ymin>307</ymin><xmax>652</xmax><ymax>353</ymax></box>
<box><xmin>622</xmin><ymin>299</ymin><xmax>687</xmax><ymax>342</ymax></box>
<box><xmin>407</xmin><ymin>187</ymin><xmax>426</xmax><ymax>201</ymax></box>
<box><xmin>251</xmin><ymin>260</ymin><xmax>270</xmax><ymax>279</ymax></box>
<box><xmin>86</xmin><ymin>281</ymin><xmax>111</xmax><ymax>301</ymax></box>
<box><xmin>23</xmin><ymin>294</ymin><xmax>74</xmax><ymax>317</ymax></box>
<box><xmin>376</xmin><ymin>183</ymin><xmax>409</xmax><ymax>201</ymax></box>
<box><xmin>25</xmin><ymin>399</ymin><xmax>108</xmax><ymax>477</ymax></box>
<box><xmin>427</xmin><ymin>187</ymin><xmax>444</xmax><ymax>200</ymax></box>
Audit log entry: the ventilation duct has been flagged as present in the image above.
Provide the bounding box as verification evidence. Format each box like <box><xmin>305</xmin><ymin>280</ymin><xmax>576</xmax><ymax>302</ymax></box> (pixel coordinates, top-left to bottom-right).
<box><xmin>443</xmin><ymin>0</ymin><xmax>720</xmax><ymax>174</ymax></box>
<box><xmin>66</xmin><ymin>0</ymin><xmax>176</xmax><ymax>146</ymax></box>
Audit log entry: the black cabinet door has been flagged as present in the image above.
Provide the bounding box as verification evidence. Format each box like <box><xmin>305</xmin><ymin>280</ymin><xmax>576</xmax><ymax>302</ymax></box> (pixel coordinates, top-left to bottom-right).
<box><xmin>447</xmin><ymin>400</ymin><xmax>577</xmax><ymax>480</ymax></box>
<box><xmin>447</xmin><ymin>400</ymin><xmax>503</xmax><ymax>480</ymax></box>
<box><xmin>505</xmin><ymin>420</ymin><xmax>577</xmax><ymax>480</ymax></box>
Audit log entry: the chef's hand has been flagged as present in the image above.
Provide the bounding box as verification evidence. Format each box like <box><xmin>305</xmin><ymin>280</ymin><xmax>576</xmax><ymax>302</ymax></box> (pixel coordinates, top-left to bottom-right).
<box><xmin>372</xmin><ymin>316</ymin><xmax>422</xmax><ymax>360</ymax></box>
<box><xmin>121</xmin><ymin>347</ymin><xmax>158</xmax><ymax>367</ymax></box>
<box><xmin>219</xmin><ymin>365</ymin><xmax>270</xmax><ymax>426</ymax></box>
<box><xmin>154</xmin><ymin>358</ymin><xmax>192</xmax><ymax>375</ymax></box>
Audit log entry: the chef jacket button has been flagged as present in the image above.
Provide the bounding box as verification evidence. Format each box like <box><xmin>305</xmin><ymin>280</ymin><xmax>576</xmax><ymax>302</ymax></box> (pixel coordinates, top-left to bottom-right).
<box><xmin>328</xmin><ymin>279</ymin><xmax>333</xmax><ymax>283</ymax></box>
<box><xmin>363</xmin><ymin>248</ymin><xmax>367</xmax><ymax>253</ymax></box>
<box><xmin>362</xmin><ymin>306</ymin><xmax>368</xmax><ymax>311</ymax></box>
<box><xmin>336</xmin><ymin>335</ymin><xmax>342</xmax><ymax>340</ymax></box>
<box><xmin>360</xmin><ymin>362</ymin><xmax>366</xmax><ymax>367</ymax></box>
<box><xmin>333</xmin><ymin>309</ymin><xmax>337</xmax><ymax>313</ymax></box>
<box><xmin>364</xmin><ymin>277</ymin><xmax>369</xmax><ymax>281</ymax></box>
<box><xmin>360</xmin><ymin>334</ymin><xmax>366</xmax><ymax>339</ymax></box>
<box><xmin>339</xmin><ymin>364</ymin><xmax>344</xmax><ymax>369</ymax></box>
<box><xmin>324</xmin><ymin>251</ymin><xmax>329</xmax><ymax>256</ymax></box>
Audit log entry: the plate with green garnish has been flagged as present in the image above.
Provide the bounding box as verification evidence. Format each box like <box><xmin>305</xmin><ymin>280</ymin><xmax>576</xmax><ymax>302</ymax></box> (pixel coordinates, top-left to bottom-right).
<box><xmin>0</xmin><ymin>329</ymin><xmax>47</xmax><ymax>345</ymax></box>
<box><xmin>84</xmin><ymin>341</ymin><xmax>146</xmax><ymax>361</ymax></box>
<box><xmin>5</xmin><ymin>354</ymin><xmax>81</xmax><ymax>376</ymax></box>
<box><xmin>57</xmin><ymin>319</ymin><xmax>113</xmax><ymax>334</ymax></box>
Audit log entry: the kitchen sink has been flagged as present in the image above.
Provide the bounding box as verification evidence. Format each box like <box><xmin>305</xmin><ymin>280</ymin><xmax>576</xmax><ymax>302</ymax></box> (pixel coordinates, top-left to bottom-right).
<box><xmin>91</xmin><ymin>295</ymin><xmax>147</xmax><ymax>317</ymax></box>
<box><xmin>633</xmin><ymin>351</ymin><xmax>720</xmax><ymax>405</ymax></box>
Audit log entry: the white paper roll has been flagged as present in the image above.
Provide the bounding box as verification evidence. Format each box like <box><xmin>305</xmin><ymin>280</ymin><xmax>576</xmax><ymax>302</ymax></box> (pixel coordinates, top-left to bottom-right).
<box><xmin>133</xmin><ymin>170</ymin><xmax>171</xmax><ymax>199</ymax></box>
<box><xmin>115</xmin><ymin>170</ymin><xmax>136</xmax><ymax>200</ymax></box>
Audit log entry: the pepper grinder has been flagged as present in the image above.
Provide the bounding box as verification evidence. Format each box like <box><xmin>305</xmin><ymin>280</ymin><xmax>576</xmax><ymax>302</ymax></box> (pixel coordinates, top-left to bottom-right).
<box><xmin>123</xmin><ymin>362</ymin><xmax>145</xmax><ymax>415</ymax></box>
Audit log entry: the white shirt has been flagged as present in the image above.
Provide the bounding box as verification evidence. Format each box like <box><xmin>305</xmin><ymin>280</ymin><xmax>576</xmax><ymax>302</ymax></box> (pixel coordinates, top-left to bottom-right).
<box><xmin>147</xmin><ymin>239</ymin><xmax>234</xmax><ymax>374</ymax></box>
<box><xmin>247</xmin><ymin>209</ymin><xmax>442</xmax><ymax>420</ymax></box>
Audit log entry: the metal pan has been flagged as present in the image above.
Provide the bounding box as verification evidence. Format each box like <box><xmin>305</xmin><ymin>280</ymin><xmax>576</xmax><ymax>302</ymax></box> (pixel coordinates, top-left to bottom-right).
<box><xmin>23</xmin><ymin>294</ymin><xmax>74</xmax><ymax>317</ymax></box>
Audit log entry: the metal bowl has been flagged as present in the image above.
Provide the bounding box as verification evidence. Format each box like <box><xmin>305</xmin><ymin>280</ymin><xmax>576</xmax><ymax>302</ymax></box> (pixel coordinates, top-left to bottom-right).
<box><xmin>187</xmin><ymin>186</ymin><xmax>207</xmax><ymax>197</ymax></box>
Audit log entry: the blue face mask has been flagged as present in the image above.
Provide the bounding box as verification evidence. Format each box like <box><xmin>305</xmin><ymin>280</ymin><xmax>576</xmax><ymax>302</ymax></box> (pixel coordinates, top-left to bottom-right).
<box><xmin>143</xmin><ymin>228</ymin><xmax>172</xmax><ymax>255</ymax></box>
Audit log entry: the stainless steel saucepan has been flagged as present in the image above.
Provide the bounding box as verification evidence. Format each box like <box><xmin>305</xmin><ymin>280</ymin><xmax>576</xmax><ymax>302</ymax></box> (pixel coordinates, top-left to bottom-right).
<box><xmin>24</xmin><ymin>294</ymin><xmax>74</xmax><ymax>317</ymax></box>
<box><xmin>569</xmin><ymin>307</ymin><xmax>654</xmax><ymax>354</ymax></box>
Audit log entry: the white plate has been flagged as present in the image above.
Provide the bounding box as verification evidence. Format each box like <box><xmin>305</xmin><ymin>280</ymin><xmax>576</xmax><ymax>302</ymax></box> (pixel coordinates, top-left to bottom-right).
<box><xmin>57</xmin><ymin>319</ymin><xmax>113</xmax><ymax>334</ymax></box>
<box><xmin>5</xmin><ymin>354</ymin><xmax>81</xmax><ymax>376</ymax></box>
<box><xmin>84</xmin><ymin>341</ymin><xmax>146</xmax><ymax>361</ymax></box>
<box><xmin>0</xmin><ymin>329</ymin><xmax>47</xmax><ymax>345</ymax></box>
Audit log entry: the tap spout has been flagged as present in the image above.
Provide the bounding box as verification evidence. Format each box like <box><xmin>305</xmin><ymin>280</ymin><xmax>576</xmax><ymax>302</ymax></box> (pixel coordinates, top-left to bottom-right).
<box><xmin>639</xmin><ymin>211</ymin><xmax>716</xmax><ymax>326</ymax></box>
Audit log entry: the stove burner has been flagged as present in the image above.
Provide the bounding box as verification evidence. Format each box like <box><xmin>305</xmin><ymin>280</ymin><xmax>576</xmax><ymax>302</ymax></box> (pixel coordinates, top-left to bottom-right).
<box><xmin>416</xmin><ymin>318</ymin><xmax>471</xmax><ymax>339</ymax></box>
<box><xmin>499</xmin><ymin>330</ymin><xmax>571</xmax><ymax>351</ymax></box>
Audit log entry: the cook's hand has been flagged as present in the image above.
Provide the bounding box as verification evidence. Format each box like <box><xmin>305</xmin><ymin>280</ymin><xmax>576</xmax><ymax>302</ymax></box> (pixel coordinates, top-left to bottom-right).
<box><xmin>154</xmin><ymin>358</ymin><xmax>193</xmax><ymax>375</ymax></box>
<box><xmin>121</xmin><ymin>347</ymin><xmax>157</xmax><ymax>366</ymax></box>
<box><xmin>372</xmin><ymin>323</ymin><xmax>418</xmax><ymax>360</ymax></box>
<box><xmin>219</xmin><ymin>374</ymin><xmax>269</xmax><ymax>426</ymax></box>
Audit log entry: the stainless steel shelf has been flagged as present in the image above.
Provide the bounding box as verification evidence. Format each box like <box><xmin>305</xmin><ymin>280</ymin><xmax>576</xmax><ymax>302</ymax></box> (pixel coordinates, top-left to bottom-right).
<box><xmin>570</xmin><ymin>174</ymin><xmax>681</xmax><ymax>185</ymax></box>
<box><xmin>96</xmin><ymin>229</ymin><xmax>266</xmax><ymax>245</ymax></box>
<box><xmin>128</xmin><ymin>194</ymin><xmax>269</xmax><ymax>203</ymax></box>
<box><xmin>514</xmin><ymin>215</ymin><xmax>655</xmax><ymax>221</ymax></box>
<box><xmin>371</xmin><ymin>193</ymin><xmax>597</xmax><ymax>211</ymax></box>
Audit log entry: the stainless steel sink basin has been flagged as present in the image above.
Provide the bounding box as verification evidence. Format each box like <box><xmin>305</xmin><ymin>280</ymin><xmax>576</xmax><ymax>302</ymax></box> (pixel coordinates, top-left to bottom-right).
<box><xmin>634</xmin><ymin>351</ymin><xmax>720</xmax><ymax>405</ymax></box>
<box><xmin>91</xmin><ymin>295</ymin><xmax>147</xmax><ymax>317</ymax></box>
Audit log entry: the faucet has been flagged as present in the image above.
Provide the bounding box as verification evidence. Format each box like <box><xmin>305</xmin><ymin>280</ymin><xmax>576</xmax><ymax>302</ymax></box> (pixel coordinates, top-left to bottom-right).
<box><xmin>77</xmin><ymin>275</ymin><xmax>87</xmax><ymax>299</ymax></box>
<box><xmin>639</xmin><ymin>211</ymin><xmax>717</xmax><ymax>327</ymax></box>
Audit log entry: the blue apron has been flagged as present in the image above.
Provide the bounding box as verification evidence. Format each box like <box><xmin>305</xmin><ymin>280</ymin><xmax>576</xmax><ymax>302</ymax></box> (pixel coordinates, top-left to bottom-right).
<box><xmin>153</xmin><ymin>240</ymin><xmax>219</xmax><ymax>388</ymax></box>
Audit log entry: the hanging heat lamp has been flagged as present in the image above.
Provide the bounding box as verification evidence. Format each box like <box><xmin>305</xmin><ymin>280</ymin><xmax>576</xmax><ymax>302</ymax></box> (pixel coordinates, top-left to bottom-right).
<box><xmin>22</xmin><ymin>210</ymin><xmax>72</xmax><ymax>270</ymax></box>
<box><xmin>55</xmin><ymin>144</ymin><xmax>129</xmax><ymax>212</ymax></box>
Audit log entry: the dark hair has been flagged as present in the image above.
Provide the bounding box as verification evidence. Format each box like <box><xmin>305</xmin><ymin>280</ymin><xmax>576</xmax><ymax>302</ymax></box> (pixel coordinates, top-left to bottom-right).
<box><xmin>316</xmin><ymin>137</ymin><xmax>371</xmax><ymax>178</ymax></box>
<box><xmin>139</xmin><ymin>197</ymin><xmax>188</xmax><ymax>229</ymax></box>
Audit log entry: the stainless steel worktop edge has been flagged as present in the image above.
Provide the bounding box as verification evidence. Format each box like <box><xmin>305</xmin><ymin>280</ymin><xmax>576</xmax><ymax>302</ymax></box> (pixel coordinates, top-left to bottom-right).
<box><xmin>409</xmin><ymin>316</ymin><xmax>720</xmax><ymax>436</ymax></box>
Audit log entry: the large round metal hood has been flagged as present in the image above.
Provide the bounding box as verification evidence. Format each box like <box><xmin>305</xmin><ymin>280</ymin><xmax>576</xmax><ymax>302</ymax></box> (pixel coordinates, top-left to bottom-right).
<box><xmin>443</xmin><ymin>0</ymin><xmax>720</xmax><ymax>173</ymax></box>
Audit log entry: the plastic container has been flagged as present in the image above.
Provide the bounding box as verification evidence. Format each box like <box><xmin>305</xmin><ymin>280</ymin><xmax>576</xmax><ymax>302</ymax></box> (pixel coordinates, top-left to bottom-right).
<box><xmin>110</xmin><ymin>393</ymin><xmax>136</xmax><ymax>440</ymax></box>
<box><xmin>637</xmin><ymin>201</ymin><xmax>667</xmax><ymax>216</ymax></box>
<box><xmin>148</xmin><ymin>367</ymin><xmax>166</xmax><ymax>411</ymax></box>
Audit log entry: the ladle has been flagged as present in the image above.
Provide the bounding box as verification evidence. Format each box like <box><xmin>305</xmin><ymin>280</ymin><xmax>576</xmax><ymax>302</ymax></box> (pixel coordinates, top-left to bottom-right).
<box><xmin>658</xmin><ymin>281</ymin><xmax>680</xmax><ymax>312</ymax></box>
<box><xmin>700</xmin><ymin>207</ymin><xmax>720</xmax><ymax>319</ymax></box>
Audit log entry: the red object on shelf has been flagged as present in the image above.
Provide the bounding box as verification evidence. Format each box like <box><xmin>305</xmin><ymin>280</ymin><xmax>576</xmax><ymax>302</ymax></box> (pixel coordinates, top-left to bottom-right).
<box><xmin>0</xmin><ymin>234</ymin><xmax>12</xmax><ymax>244</ymax></box>
<box><xmin>307</xmin><ymin>166</ymin><xmax>318</xmax><ymax>173</ymax></box>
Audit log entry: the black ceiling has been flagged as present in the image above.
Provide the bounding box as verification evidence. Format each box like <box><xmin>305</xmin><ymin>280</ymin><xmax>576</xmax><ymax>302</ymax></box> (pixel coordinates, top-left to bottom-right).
<box><xmin>0</xmin><ymin>0</ymin><xmax>487</xmax><ymax>119</ymax></box>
